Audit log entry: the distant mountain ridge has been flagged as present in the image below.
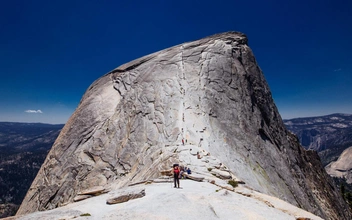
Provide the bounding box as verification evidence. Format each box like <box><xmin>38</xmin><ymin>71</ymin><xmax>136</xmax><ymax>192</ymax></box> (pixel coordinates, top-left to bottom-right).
<box><xmin>0</xmin><ymin>122</ymin><xmax>63</xmax><ymax>218</ymax></box>
<box><xmin>284</xmin><ymin>113</ymin><xmax>352</xmax><ymax>166</ymax></box>
<box><xmin>0</xmin><ymin>122</ymin><xmax>63</xmax><ymax>150</ymax></box>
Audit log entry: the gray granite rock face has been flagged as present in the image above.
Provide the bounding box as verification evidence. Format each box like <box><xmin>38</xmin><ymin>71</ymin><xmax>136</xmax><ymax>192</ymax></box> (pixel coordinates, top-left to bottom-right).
<box><xmin>17</xmin><ymin>32</ymin><xmax>351</xmax><ymax>219</ymax></box>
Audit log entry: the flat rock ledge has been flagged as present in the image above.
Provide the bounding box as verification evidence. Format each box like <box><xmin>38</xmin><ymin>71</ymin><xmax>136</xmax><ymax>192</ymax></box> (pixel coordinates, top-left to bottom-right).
<box><xmin>183</xmin><ymin>173</ymin><xmax>204</xmax><ymax>182</ymax></box>
<box><xmin>106</xmin><ymin>188</ymin><xmax>146</xmax><ymax>205</ymax></box>
<box><xmin>73</xmin><ymin>186</ymin><xmax>107</xmax><ymax>202</ymax></box>
<box><xmin>73</xmin><ymin>195</ymin><xmax>92</xmax><ymax>202</ymax></box>
<box><xmin>78</xmin><ymin>186</ymin><xmax>106</xmax><ymax>195</ymax></box>
<box><xmin>210</xmin><ymin>169</ymin><xmax>232</xmax><ymax>179</ymax></box>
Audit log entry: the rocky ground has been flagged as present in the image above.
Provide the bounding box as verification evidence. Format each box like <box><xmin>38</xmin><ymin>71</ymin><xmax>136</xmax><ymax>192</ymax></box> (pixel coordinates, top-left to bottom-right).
<box><xmin>6</xmin><ymin>143</ymin><xmax>323</xmax><ymax>220</ymax></box>
<box><xmin>5</xmin><ymin>179</ymin><xmax>322</xmax><ymax>220</ymax></box>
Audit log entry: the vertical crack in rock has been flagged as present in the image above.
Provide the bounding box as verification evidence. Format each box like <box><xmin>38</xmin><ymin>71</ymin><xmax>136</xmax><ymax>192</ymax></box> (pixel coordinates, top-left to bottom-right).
<box><xmin>43</xmin><ymin>188</ymin><xmax>60</xmax><ymax>210</ymax></box>
<box><xmin>180</xmin><ymin>45</ymin><xmax>186</xmax><ymax>143</ymax></box>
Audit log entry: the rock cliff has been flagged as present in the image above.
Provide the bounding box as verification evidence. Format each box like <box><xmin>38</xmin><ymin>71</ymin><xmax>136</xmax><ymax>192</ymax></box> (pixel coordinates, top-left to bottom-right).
<box><xmin>17</xmin><ymin>32</ymin><xmax>351</xmax><ymax>219</ymax></box>
<box><xmin>326</xmin><ymin>146</ymin><xmax>352</xmax><ymax>184</ymax></box>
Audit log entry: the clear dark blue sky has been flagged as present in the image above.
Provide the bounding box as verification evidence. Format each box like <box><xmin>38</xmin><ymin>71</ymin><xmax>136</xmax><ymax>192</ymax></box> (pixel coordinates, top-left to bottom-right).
<box><xmin>0</xmin><ymin>0</ymin><xmax>351</xmax><ymax>124</ymax></box>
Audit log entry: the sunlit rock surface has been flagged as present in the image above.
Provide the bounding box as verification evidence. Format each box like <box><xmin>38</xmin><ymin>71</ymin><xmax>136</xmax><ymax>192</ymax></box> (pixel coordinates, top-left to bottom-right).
<box><xmin>17</xmin><ymin>32</ymin><xmax>351</xmax><ymax>219</ymax></box>
<box><xmin>326</xmin><ymin>146</ymin><xmax>352</xmax><ymax>184</ymax></box>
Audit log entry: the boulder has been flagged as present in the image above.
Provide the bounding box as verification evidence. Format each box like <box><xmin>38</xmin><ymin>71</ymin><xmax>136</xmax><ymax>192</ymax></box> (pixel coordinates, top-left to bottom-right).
<box><xmin>160</xmin><ymin>169</ymin><xmax>172</xmax><ymax>176</ymax></box>
<box><xmin>73</xmin><ymin>195</ymin><xmax>92</xmax><ymax>202</ymax></box>
<box><xmin>184</xmin><ymin>174</ymin><xmax>204</xmax><ymax>182</ymax></box>
<box><xmin>106</xmin><ymin>188</ymin><xmax>145</xmax><ymax>205</ymax></box>
<box><xmin>210</xmin><ymin>169</ymin><xmax>232</xmax><ymax>179</ymax></box>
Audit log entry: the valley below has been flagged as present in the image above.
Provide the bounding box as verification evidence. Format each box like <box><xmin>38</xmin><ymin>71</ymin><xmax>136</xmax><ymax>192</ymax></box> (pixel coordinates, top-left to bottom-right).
<box><xmin>0</xmin><ymin>122</ymin><xmax>63</xmax><ymax>218</ymax></box>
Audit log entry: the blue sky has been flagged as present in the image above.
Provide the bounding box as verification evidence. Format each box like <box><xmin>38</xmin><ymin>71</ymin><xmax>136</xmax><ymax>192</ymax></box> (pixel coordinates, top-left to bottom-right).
<box><xmin>0</xmin><ymin>0</ymin><xmax>351</xmax><ymax>124</ymax></box>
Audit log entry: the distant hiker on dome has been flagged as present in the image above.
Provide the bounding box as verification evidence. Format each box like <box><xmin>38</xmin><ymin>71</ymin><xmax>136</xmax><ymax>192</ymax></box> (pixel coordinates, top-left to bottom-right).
<box><xmin>179</xmin><ymin>166</ymin><xmax>185</xmax><ymax>179</ymax></box>
<box><xmin>182</xmin><ymin>138</ymin><xmax>185</xmax><ymax>145</ymax></box>
<box><xmin>173</xmin><ymin>164</ymin><xmax>181</xmax><ymax>188</ymax></box>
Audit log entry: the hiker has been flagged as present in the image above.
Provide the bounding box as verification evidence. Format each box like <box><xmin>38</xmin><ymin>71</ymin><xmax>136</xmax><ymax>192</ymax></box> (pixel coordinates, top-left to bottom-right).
<box><xmin>179</xmin><ymin>166</ymin><xmax>185</xmax><ymax>179</ymax></box>
<box><xmin>216</xmin><ymin>163</ymin><xmax>224</xmax><ymax>170</ymax></box>
<box><xmin>186</xmin><ymin>167</ymin><xmax>191</xmax><ymax>174</ymax></box>
<box><xmin>182</xmin><ymin>138</ymin><xmax>184</xmax><ymax>145</ymax></box>
<box><xmin>173</xmin><ymin>164</ymin><xmax>180</xmax><ymax>188</ymax></box>
<box><xmin>197</xmin><ymin>151</ymin><xmax>202</xmax><ymax>159</ymax></box>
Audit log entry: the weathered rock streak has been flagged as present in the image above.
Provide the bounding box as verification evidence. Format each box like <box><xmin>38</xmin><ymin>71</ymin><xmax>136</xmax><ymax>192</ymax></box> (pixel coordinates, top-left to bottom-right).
<box><xmin>17</xmin><ymin>32</ymin><xmax>351</xmax><ymax>219</ymax></box>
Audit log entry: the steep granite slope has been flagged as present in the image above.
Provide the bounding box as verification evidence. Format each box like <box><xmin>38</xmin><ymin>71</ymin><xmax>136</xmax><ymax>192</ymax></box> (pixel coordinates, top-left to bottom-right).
<box><xmin>17</xmin><ymin>32</ymin><xmax>351</xmax><ymax>219</ymax></box>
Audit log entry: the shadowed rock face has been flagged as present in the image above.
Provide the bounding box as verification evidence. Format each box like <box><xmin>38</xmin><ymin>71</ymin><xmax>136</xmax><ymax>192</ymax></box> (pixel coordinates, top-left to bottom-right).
<box><xmin>17</xmin><ymin>32</ymin><xmax>351</xmax><ymax>219</ymax></box>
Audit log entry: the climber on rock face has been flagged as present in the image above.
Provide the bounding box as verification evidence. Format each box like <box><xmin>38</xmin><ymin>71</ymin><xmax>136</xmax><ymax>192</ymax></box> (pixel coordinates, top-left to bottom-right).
<box><xmin>197</xmin><ymin>152</ymin><xmax>202</xmax><ymax>159</ymax></box>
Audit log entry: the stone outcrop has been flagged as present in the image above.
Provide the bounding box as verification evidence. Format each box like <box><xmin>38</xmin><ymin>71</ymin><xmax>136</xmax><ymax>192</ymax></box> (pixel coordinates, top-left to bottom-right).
<box><xmin>77</xmin><ymin>186</ymin><xmax>105</xmax><ymax>196</ymax></box>
<box><xmin>17</xmin><ymin>32</ymin><xmax>351</xmax><ymax>219</ymax></box>
<box><xmin>73</xmin><ymin>195</ymin><xmax>92</xmax><ymax>202</ymax></box>
<box><xmin>106</xmin><ymin>187</ymin><xmax>145</xmax><ymax>205</ymax></box>
<box><xmin>184</xmin><ymin>173</ymin><xmax>204</xmax><ymax>182</ymax></box>
<box><xmin>326</xmin><ymin>146</ymin><xmax>352</xmax><ymax>183</ymax></box>
<box><xmin>210</xmin><ymin>169</ymin><xmax>232</xmax><ymax>179</ymax></box>
<box><xmin>71</xmin><ymin>186</ymin><xmax>106</xmax><ymax>202</ymax></box>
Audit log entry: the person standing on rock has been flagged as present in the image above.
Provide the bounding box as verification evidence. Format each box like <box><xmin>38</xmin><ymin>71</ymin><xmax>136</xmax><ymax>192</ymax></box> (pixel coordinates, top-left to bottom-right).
<box><xmin>182</xmin><ymin>138</ymin><xmax>185</xmax><ymax>145</ymax></box>
<box><xmin>173</xmin><ymin>164</ymin><xmax>181</xmax><ymax>188</ymax></box>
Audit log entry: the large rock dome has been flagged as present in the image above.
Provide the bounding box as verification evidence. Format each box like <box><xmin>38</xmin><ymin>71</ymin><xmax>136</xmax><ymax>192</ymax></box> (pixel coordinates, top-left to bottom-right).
<box><xmin>17</xmin><ymin>32</ymin><xmax>351</xmax><ymax>219</ymax></box>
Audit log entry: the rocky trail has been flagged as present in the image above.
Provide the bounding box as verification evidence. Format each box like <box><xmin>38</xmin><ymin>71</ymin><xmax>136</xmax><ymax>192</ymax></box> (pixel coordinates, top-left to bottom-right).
<box><xmin>6</xmin><ymin>162</ymin><xmax>323</xmax><ymax>220</ymax></box>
